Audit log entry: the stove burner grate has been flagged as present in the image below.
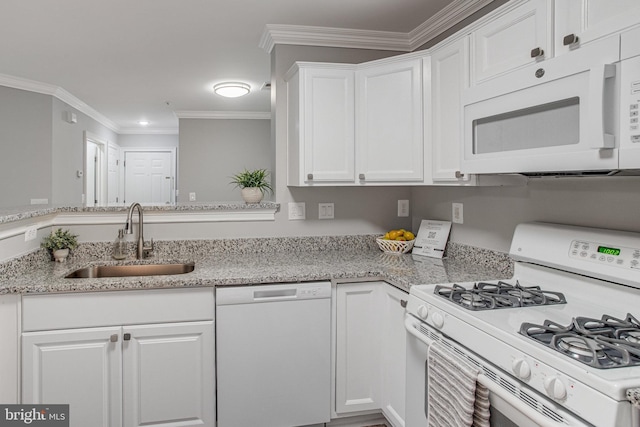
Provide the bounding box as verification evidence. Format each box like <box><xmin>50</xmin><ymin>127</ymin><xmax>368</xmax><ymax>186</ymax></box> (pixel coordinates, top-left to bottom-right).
<box><xmin>520</xmin><ymin>314</ymin><xmax>640</xmax><ymax>369</ymax></box>
<box><xmin>434</xmin><ymin>281</ymin><xmax>566</xmax><ymax>311</ymax></box>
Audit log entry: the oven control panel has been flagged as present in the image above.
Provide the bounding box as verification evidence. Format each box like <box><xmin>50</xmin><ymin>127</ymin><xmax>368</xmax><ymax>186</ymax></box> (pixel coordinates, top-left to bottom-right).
<box><xmin>569</xmin><ymin>239</ymin><xmax>640</xmax><ymax>269</ymax></box>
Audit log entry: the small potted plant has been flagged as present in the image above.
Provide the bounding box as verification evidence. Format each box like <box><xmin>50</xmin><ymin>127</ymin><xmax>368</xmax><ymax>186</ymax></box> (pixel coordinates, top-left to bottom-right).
<box><xmin>229</xmin><ymin>168</ymin><xmax>273</xmax><ymax>203</ymax></box>
<box><xmin>41</xmin><ymin>228</ymin><xmax>78</xmax><ymax>262</ymax></box>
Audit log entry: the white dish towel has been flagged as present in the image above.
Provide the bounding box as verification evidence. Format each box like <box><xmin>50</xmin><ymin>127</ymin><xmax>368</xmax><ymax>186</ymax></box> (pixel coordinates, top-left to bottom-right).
<box><xmin>427</xmin><ymin>341</ymin><xmax>491</xmax><ymax>427</ymax></box>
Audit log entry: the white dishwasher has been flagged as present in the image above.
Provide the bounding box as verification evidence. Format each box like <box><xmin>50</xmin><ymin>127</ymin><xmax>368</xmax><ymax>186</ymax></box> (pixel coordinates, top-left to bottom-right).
<box><xmin>215</xmin><ymin>281</ymin><xmax>331</xmax><ymax>427</ymax></box>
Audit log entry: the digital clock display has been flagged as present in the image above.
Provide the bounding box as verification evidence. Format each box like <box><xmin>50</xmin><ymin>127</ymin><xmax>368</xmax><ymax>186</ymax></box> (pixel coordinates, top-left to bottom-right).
<box><xmin>598</xmin><ymin>246</ymin><xmax>621</xmax><ymax>256</ymax></box>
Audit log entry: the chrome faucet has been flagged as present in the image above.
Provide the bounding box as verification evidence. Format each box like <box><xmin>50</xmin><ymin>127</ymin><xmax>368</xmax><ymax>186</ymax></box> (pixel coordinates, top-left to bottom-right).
<box><xmin>124</xmin><ymin>202</ymin><xmax>154</xmax><ymax>259</ymax></box>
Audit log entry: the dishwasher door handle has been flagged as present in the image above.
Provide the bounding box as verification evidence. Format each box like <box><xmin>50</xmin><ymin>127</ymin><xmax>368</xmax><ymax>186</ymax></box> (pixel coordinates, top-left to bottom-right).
<box><xmin>253</xmin><ymin>288</ymin><xmax>297</xmax><ymax>300</ymax></box>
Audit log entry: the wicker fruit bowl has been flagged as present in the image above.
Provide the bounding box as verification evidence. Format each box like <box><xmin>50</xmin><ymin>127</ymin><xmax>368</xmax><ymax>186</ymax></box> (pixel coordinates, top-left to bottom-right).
<box><xmin>376</xmin><ymin>237</ymin><xmax>415</xmax><ymax>254</ymax></box>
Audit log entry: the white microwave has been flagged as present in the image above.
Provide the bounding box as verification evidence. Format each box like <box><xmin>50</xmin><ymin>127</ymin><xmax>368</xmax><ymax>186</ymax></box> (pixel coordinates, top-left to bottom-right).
<box><xmin>462</xmin><ymin>35</ymin><xmax>623</xmax><ymax>175</ymax></box>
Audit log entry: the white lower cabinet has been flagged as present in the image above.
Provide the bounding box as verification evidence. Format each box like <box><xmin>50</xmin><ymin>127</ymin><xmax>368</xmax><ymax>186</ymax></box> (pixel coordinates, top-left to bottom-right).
<box><xmin>380</xmin><ymin>284</ymin><xmax>408</xmax><ymax>427</ymax></box>
<box><xmin>335</xmin><ymin>281</ymin><xmax>407</xmax><ymax>426</ymax></box>
<box><xmin>21</xmin><ymin>288</ymin><xmax>215</xmax><ymax>427</ymax></box>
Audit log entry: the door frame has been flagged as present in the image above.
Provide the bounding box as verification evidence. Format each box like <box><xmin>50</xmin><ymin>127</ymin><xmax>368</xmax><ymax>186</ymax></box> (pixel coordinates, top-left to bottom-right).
<box><xmin>83</xmin><ymin>131</ymin><xmax>109</xmax><ymax>207</ymax></box>
<box><xmin>121</xmin><ymin>147</ymin><xmax>177</xmax><ymax>205</ymax></box>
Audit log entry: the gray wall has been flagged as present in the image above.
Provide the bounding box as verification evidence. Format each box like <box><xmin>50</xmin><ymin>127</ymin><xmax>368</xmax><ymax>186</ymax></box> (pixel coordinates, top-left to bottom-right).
<box><xmin>119</xmin><ymin>134</ymin><xmax>178</xmax><ymax>148</ymax></box>
<box><xmin>0</xmin><ymin>86</ymin><xmax>119</xmax><ymax>207</ymax></box>
<box><xmin>51</xmin><ymin>97</ymin><xmax>118</xmax><ymax>205</ymax></box>
<box><xmin>411</xmin><ymin>177</ymin><xmax>640</xmax><ymax>253</ymax></box>
<box><xmin>178</xmin><ymin>119</ymin><xmax>271</xmax><ymax>202</ymax></box>
<box><xmin>0</xmin><ymin>86</ymin><xmax>52</xmax><ymax>207</ymax></box>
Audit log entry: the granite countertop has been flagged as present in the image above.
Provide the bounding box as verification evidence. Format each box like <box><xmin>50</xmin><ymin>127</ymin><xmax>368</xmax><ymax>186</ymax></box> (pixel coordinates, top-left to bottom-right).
<box><xmin>0</xmin><ymin>202</ymin><xmax>280</xmax><ymax>224</ymax></box>
<box><xmin>0</xmin><ymin>236</ymin><xmax>513</xmax><ymax>295</ymax></box>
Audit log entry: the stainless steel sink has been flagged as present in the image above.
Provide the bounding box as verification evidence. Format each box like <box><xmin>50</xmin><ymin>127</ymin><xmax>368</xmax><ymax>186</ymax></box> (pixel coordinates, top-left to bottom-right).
<box><xmin>65</xmin><ymin>262</ymin><xmax>195</xmax><ymax>278</ymax></box>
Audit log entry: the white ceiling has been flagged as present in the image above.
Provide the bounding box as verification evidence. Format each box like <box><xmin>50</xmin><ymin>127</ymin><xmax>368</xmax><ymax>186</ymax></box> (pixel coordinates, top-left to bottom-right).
<box><xmin>0</xmin><ymin>0</ymin><xmax>489</xmax><ymax>133</ymax></box>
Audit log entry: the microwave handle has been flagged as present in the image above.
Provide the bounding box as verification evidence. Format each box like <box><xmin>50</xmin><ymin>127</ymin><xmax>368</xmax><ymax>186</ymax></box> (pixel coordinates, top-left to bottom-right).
<box><xmin>588</xmin><ymin>63</ymin><xmax>616</xmax><ymax>150</ymax></box>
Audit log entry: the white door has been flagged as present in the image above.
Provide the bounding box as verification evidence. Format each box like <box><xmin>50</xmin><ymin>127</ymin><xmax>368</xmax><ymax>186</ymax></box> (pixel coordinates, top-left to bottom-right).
<box><xmin>22</xmin><ymin>327</ymin><xmax>122</xmax><ymax>427</ymax></box>
<box><xmin>124</xmin><ymin>151</ymin><xmax>174</xmax><ymax>205</ymax></box>
<box><xmin>356</xmin><ymin>58</ymin><xmax>423</xmax><ymax>182</ymax></box>
<box><xmin>85</xmin><ymin>141</ymin><xmax>99</xmax><ymax>207</ymax></box>
<box><xmin>335</xmin><ymin>282</ymin><xmax>381</xmax><ymax>414</ymax></box>
<box><xmin>122</xmin><ymin>321</ymin><xmax>214</xmax><ymax>427</ymax></box>
<box><xmin>107</xmin><ymin>144</ymin><xmax>120</xmax><ymax>205</ymax></box>
<box><xmin>380</xmin><ymin>284</ymin><xmax>408</xmax><ymax>427</ymax></box>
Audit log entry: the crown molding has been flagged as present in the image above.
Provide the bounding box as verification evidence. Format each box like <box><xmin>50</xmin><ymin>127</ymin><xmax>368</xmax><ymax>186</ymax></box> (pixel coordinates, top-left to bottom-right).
<box><xmin>260</xmin><ymin>0</ymin><xmax>494</xmax><ymax>53</ymax></box>
<box><xmin>0</xmin><ymin>73</ymin><xmax>120</xmax><ymax>133</ymax></box>
<box><xmin>174</xmin><ymin>111</ymin><xmax>271</xmax><ymax>120</ymax></box>
<box><xmin>409</xmin><ymin>0</ymin><xmax>494</xmax><ymax>50</ymax></box>
<box><xmin>118</xmin><ymin>127</ymin><xmax>179</xmax><ymax>135</ymax></box>
<box><xmin>260</xmin><ymin>24</ymin><xmax>411</xmax><ymax>53</ymax></box>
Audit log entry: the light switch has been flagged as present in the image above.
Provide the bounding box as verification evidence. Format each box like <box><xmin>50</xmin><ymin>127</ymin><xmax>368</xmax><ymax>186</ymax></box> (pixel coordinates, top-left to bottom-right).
<box><xmin>319</xmin><ymin>203</ymin><xmax>334</xmax><ymax>219</ymax></box>
<box><xmin>288</xmin><ymin>202</ymin><xmax>306</xmax><ymax>220</ymax></box>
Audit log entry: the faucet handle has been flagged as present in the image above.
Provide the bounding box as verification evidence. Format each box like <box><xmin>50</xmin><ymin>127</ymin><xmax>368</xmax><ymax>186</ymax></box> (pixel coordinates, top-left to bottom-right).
<box><xmin>143</xmin><ymin>238</ymin><xmax>155</xmax><ymax>258</ymax></box>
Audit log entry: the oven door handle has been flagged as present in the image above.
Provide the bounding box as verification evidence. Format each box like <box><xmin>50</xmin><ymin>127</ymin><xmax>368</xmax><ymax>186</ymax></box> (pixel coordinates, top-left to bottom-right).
<box><xmin>405</xmin><ymin>316</ymin><xmax>573</xmax><ymax>427</ymax></box>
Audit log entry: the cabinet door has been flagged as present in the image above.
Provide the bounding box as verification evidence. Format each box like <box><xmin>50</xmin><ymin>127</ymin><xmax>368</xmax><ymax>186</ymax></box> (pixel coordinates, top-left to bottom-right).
<box><xmin>555</xmin><ymin>0</ymin><xmax>640</xmax><ymax>56</ymax></box>
<box><xmin>356</xmin><ymin>59</ymin><xmax>423</xmax><ymax>182</ymax></box>
<box><xmin>122</xmin><ymin>321</ymin><xmax>214</xmax><ymax>427</ymax></box>
<box><xmin>430</xmin><ymin>38</ymin><xmax>471</xmax><ymax>182</ymax></box>
<box><xmin>288</xmin><ymin>65</ymin><xmax>356</xmax><ymax>185</ymax></box>
<box><xmin>335</xmin><ymin>282</ymin><xmax>381</xmax><ymax>413</ymax></box>
<box><xmin>471</xmin><ymin>0</ymin><xmax>550</xmax><ymax>85</ymax></box>
<box><xmin>22</xmin><ymin>327</ymin><xmax>122</xmax><ymax>427</ymax></box>
<box><xmin>0</xmin><ymin>294</ymin><xmax>20</xmax><ymax>404</ymax></box>
<box><xmin>380</xmin><ymin>284</ymin><xmax>408</xmax><ymax>427</ymax></box>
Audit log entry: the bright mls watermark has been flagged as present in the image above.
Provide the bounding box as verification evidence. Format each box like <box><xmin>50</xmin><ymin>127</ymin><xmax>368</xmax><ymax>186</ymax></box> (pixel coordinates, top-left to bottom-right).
<box><xmin>0</xmin><ymin>405</ymin><xmax>69</xmax><ymax>426</ymax></box>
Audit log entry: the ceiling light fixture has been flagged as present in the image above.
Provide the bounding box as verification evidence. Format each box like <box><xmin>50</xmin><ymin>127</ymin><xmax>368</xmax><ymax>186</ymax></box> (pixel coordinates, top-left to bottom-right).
<box><xmin>138</xmin><ymin>120</ymin><xmax>149</xmax><ymax>126</ymax></box>
<box><xmin>213</xmin><ymin>82</ymin><xmax>251</xmax><ymax>98</ymax></box>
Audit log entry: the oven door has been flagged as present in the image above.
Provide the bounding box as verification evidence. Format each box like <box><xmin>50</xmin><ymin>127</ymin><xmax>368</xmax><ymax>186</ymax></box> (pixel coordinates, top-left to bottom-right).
<box><xmin>404</xmin><ymin>314</ymin><xmax>593</xmax><ymax>427</ymax></box>
<box><xmin>461</xmin><ymin>35</ymin><xmax>619</xmax><ymax>175</ymax></box>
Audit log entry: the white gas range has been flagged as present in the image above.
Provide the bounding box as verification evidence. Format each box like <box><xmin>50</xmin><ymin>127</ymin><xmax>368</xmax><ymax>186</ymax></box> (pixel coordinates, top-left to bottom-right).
<box><xmin>405</xmin><ymin>222</ymin><xmax>640</xmax><ymax>427</ymax></box>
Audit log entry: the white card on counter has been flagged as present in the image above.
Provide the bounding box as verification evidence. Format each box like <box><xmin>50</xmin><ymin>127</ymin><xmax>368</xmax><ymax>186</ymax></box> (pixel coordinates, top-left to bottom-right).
<box><xmin>412</xmin><ymin>220</ymin><xmax>452</xmax><ymax>258</ymax></box>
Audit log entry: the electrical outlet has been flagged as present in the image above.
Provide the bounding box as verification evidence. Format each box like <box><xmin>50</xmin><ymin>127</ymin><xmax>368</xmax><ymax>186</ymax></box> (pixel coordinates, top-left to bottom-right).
<box><xmin>288</xmin><ymin>202</ymin><xmax>306</xmax><ymax>220</ymax></box>
<box><xmin>452</xmin><ymin>203</ymin><xmax>464</xmax><ymax>224</ymax></box>
<box><xmin>24</xmin><ymin>226</ymin><xmax>38</xmax><ymax>242</ymax></box>
<box><xmin>189</xmin><ymin>192</ymin><xmax>196</xmax><ymax>201</ymax></box>
<box><xmin>398</xmin><ymin>200</ymin><xmax>410</xmax><ymax>217</ymax></box>
<box><xmin>318</xmin><ymin>203</ymin><xmax>334</xmax><ymax>219</ymax></box>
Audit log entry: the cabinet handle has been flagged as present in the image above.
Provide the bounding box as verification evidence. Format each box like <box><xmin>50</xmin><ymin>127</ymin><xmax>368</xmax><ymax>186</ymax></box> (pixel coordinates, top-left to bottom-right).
<box><xmin>110</xmin><ymin>334</ymin><xmax>118</xmax><ymax>342</ymax></box>
<box><xmin>563</xmin><ymin>33</ymin><xmax>579</xmax><ymax>46</ymax></box>
<box><xmin>455</xmin><ymin>170</ymin><xmax>464</xmax><ymax>179</ymax></box>
<box><xmin>358</xmin><ymin>173</ymin><xmax>365</xmax><ymax>180</ymax></box>
<box><xmin>530</xmin><ymin>47</ymin><xmax>544</xmax><ymax>58</ymax></box>
<box><xmin>400</xmin><ymin>299</ymin><xmax>408</xmax><ymax>308</ymax></box>
<box><xmin>307</xmin><ymin>173</ymin><xmax>313</xmax><ymax>180</ymax></box>
<box><xmin>123</xmin><ymin>333</ymin><xmax>131</xmax><ymax>341</ymax></box>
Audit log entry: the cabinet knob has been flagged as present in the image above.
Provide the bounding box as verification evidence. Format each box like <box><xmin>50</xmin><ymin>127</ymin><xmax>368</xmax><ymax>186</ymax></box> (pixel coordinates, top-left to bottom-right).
<box><xmin>110</xmin><ymin>334</ymin><xmax>118</xmax><ymax>342</ymax></box>
<box><xmin>530</xmin><ymin>47</ymin><xmax>544</xmax><ymax>58</ymax></box>
<box><xmin>358</xmin><ymin>173</ymin><xmax>365</xmax><ymax>180</ymax></box>
<box><xmin>400</xmin><ymin>299</ymin><xmax>408</xmax><ymax>308</ymax></box>
<box><xmin>535</xmin><ymin>68</ymin><xmax>545</xmax><ymax>79</ymax></box>
<box><xmin>455</xmin><ymin>170</ymin><xmax>464</xmax><ymax>179</ymax></box>
<box><xmin>307</xmin><ymin>173</ymin><xmax>313</xmax><ymax>180</ymax></box>
<box><xmin>123</xmin><ymin>333</ymin><xmax>131</xmax><ymax>341</ymax></box>
<box><xmin>563</xmin><ymin>33</ymin><xmax>579</xmax><ymax>46</ymax></box>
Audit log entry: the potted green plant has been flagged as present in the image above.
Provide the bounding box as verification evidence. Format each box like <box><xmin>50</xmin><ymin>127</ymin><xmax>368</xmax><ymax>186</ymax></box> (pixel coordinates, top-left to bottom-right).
<box><xmin>229</xmin><ymin>168</ymin><xmax>273</xmax><ymax>203</ymax></box>
<box><xmin>41</xmin><ymin>228</ymin><xmax>78</xmax><ymax>262</ymax></box>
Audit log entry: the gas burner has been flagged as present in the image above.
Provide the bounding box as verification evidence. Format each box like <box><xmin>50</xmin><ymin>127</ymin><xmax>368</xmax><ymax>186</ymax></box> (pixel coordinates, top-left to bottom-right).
<box><xmin>521</xmin><ymin>313</ymin><xmax>640</xmax><ymax>369</ymax></box>
<box><xmin>434</xmin><ymin>281</ymin><xmax>566</xmax><ymax>311</ymax></box>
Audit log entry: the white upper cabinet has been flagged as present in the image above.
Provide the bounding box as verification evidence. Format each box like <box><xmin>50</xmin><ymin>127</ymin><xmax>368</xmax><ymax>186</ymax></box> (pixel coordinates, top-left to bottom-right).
<box><xmin>471</xmin><ymin>0</ymin><xmax>551</xmax><ymax>86</ymax></box>
<box><xmin>356</xmin><ymin>57</ymin><xmax>424</xmax><ymax>183</ymax></box>
<box><xmin>287</xmin><ymin>64</ymin><xmax>356</xmax><ymax>185</ymax></box>
<box><xmin>555</xmin><ymin>0</ymin><xmax>640</xmax><ymax>56</ymax></box>
<box><xmin>286</xmin><ymin>56</ymin><xmax>424</xmax><ymax>186</ymax></box>
<box><xmin>429</xmin><ymin>38</ymin><xmax>473</xmax><ymax>183</ymax></box>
